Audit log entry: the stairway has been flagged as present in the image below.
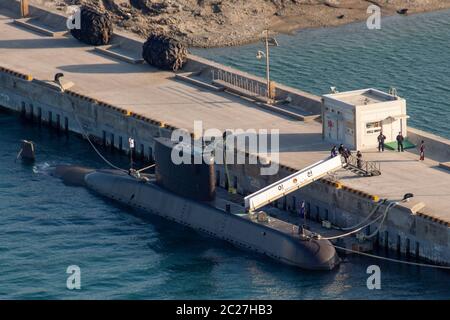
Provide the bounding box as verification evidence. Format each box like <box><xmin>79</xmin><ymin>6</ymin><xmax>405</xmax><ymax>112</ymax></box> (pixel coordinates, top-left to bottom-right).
<box><xmin>345</xmin><ymin>155</ymin><xmax>381</xmax><ymax>177</ymax></box>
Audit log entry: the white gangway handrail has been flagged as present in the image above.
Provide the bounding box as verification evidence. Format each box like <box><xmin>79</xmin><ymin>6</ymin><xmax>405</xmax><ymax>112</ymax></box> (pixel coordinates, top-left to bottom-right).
<box><xmin>244</xmin><ymin>156</ymin><xmax>344</xmax><ymax>212</ymax></box>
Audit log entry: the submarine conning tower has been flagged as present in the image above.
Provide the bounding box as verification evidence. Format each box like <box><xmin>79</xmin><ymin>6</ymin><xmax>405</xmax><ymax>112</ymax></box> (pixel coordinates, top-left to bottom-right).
<box><xmin>154</xmin><ymin>137</ymin><xmax>216</xmax><ymax>202</ymax></box>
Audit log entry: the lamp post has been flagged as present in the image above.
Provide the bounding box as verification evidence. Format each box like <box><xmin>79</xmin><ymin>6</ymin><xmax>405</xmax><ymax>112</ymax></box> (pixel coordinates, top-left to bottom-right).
<box><xmin>256</xmin><ymin>29</ymin><xmax>278</xmax><ymax>104</ymax></box>
<box><xmin>20</xmin><ymin>0</ymin><xmax>29</xmax><ymax>18</ymax></box>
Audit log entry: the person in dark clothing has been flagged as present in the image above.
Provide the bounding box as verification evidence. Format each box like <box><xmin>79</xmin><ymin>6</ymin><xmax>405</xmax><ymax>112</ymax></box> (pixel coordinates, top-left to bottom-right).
<box><xmin>377</xmin><ymin>131</ymin><xmax>386</xmax><ymax>152</ymax></box>
<box><xmin>356</xmin><ymin>151</ymin><xmax>363</xmax><ymax>169</ymax></box>
<box><xmin>299</xmin><ymin>201</ymin><xmax>306</xmax><ymax>219</ymax></box>
<box><xmin>343</xmin><ymin>147</ymin><xmax>351</xmax><ymax>163</ymax></box>
<box><xmin>396</xmin><ymin>132</ymin><xmax>404</xmax><ymax>152</ymax></box>
<box><xmin>298</xmin><ymin>201</ymin><xmax>306</xmax><ymax>235</ymax></box>
<box><xmin>331</xmin><ymin>145</ymin><xmax>338</xmax><ymax>158</ymax></box>
<box><xmin>419</xmin><ymin>140</ymin><xmax>425</xmax><ymax>161</ymax></box>
<box><xmin>338</xmin><ymin>144</ymin><xmax>345</xmax><ymax>155</ymax></box>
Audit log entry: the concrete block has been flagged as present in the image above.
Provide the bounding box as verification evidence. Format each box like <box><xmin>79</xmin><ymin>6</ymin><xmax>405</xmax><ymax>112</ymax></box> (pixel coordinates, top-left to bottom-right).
<box><xmin>13</xmin><ymin>18</ymin><xmax>67</xmax><ymax>37</ymax></box>
<box><xmin>396</xmin><ymin>199</ymin><xmax>426</xmax><ymax>215</ymax></box>
<box><xmin>36</xmin><ymin>79</ymin><xmax>74</xmax><ymax>92</ymax></box>
<box><xmin>94</xmin><ymin>45</ymin><xmax>145</xmax><ymax>65</ymax></box>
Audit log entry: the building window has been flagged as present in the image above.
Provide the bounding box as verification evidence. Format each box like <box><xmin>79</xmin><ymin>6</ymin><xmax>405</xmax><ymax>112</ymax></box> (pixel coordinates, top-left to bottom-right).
<box><xmin>365</xmin><ymin>121</ymin><xmax>382</xmax><ymax>134</ymax></box>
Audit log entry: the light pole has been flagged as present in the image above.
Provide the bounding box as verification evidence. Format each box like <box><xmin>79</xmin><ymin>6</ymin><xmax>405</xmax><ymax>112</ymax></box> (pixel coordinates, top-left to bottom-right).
<box><xmin>256</xmin><ymin>29</ymin><xmax>278</xmax><ymax>104</ymax></box>
<box><xmin>20</xmin><ymin>0</ymin><xmax>29</xmax><ymax>18</ymax></box>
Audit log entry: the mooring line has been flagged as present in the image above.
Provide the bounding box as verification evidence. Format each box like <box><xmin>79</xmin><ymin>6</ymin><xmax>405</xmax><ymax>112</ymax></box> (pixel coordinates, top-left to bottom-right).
<box><xmin>333</xmin><ymin>244</ymin><xmax>450</xmax><ymax>270</ymax></box>
<box><xmin>71</xmin><ymin>105</ymin><xmax>127</xmax><ymax>172</ymax></box>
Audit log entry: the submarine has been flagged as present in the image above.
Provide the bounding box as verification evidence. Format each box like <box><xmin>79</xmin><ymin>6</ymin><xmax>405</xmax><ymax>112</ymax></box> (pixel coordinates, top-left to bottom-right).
<box><xmin>53</xmin><ymin>137</ymin><xmax>341</xmax><ymax>271</ymax></box>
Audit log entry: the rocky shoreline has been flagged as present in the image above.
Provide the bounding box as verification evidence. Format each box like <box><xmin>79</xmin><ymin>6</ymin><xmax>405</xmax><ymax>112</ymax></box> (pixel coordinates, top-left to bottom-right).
<box><xmin>35</xmin><ymin>0</ymin><xmax>450</xmax><ymax>47</ymax></box>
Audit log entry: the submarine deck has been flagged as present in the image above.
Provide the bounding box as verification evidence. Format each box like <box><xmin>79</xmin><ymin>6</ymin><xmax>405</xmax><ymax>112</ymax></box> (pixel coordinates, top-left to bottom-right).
<box><xmin>0</xmin><ymin>9</ymin><xmax>449</xmax><ymax>222</ymax></box>
<box><xmin>213</xmin><ymin>188</ymin><xmax>344</xmax><ymax>241</ymax></box>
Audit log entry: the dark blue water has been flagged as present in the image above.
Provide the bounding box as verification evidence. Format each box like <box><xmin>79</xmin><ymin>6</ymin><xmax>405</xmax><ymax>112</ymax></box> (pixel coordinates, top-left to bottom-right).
<box><xmin>192</xmin><ymin>9</ymin><xmax>450</xmax><ymax>139</ymax></box>
<box><xmin>1</xmin><ymin>110</ymin><xmax>449</xmax><ymax>299</ymax></box>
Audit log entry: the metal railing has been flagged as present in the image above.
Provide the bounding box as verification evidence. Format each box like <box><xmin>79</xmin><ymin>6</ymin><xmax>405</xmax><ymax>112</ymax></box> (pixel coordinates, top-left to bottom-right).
<box><xmin>346</xmin><ymin>155</ymin><xmax>381</xmax><ymax>176</ymax></box>
<box><xmin>211</xmin><ymin>69</ymin><xmax>267</xmax><ymax>98</ymax></box>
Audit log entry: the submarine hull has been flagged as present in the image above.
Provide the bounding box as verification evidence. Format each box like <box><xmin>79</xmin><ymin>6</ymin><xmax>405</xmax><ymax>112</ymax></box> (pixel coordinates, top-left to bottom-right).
<box><xmin>84</xmin><ymin>170</ymin><xmax>340</xmax><ymax>271</ymax></box>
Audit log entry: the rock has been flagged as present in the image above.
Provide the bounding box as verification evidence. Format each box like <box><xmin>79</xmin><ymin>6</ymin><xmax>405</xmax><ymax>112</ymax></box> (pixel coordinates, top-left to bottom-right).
<box><xmin>142</xmin><ymin>34</ymin><xmax>188</xmax><ymax>71</ymax></box>
<box><xmin>70</xmin><ymin>6</ymin><xmax>113</xmax><ymax>45</ymax></box>
<box><xmin>397</xmin><ymin>8</ymin><xmax>408</xmax><ymax>15</ymax></box>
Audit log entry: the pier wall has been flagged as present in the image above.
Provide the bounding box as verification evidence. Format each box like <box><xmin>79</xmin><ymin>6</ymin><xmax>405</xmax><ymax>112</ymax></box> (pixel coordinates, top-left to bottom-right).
<box><xmin>407</xmin><ymin>127</ymin><xmax>450</xmax><ymax>163</ymax></box>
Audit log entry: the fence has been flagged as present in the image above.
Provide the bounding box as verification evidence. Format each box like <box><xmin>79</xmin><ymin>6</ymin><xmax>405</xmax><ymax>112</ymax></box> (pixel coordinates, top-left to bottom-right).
<box><xmin>211</xmin><ymin>69</ymin><xmax>267</xmax><ymax>99</ymax></box>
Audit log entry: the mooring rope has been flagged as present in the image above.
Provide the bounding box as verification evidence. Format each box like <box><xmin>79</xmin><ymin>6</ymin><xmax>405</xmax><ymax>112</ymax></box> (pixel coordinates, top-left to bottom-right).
<box><xmin>136</xmin><ymin>163</ymin><xmax>156</xmax><ymax>173</ymax></box>
<box><xmin>71</xmin><ymin>105</ymin><xmax>127</xmax><ymax>173</ymax></box>
<box><xmin>333</xmin><ymin>244</ymin><xmax>450</xmax><ymax>270</ymax></box>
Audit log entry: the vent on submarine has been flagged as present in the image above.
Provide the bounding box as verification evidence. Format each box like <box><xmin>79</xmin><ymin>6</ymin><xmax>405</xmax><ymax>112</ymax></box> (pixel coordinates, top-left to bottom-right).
<box><xmin>154</xmin><ymin>137</ymin><xmax>216</xmax><ymax>201</ymax></box>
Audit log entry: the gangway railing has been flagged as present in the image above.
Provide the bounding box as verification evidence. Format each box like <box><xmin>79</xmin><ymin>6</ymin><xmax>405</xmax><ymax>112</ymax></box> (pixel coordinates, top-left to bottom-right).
<box><xmin>244</xmin><ymin>156</ymin><xmax>345</xmax><ymax>212</ymax></box>
<box><xmin>346</xmin><ymin>155</ymin><xmax>381</xmax><ymax>177</ymax></box>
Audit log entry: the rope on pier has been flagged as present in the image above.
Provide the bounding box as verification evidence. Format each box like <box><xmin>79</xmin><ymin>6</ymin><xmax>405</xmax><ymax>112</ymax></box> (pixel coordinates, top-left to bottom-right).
<box><xmin>333</xmin><ymin>244</ymin><xmax>450</xmax><ymax>270</ymax></box>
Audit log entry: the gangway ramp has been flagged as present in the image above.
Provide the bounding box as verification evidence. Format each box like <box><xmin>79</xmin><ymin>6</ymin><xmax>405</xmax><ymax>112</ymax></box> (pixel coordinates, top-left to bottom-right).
<box><xmin>245</xmin><ymin>156</ymin><xmax>344</xmax><ymax>212</ymax></box>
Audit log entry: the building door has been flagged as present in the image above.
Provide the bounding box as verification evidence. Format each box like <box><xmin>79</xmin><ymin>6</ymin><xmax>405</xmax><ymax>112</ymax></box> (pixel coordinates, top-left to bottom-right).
<box><xmin>325</xmin><ymin>115</ymin><xmax>338</xmax><ymax>141</ymax></box>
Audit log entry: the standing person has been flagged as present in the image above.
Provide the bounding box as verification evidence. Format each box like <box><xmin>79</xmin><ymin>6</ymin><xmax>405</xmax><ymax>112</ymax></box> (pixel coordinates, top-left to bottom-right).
<box><xmin>338</xmin><ymin>144</ymin><xmax>345</xmax><ymax>155</ymax></box>
<box><xmin>330</xmin><ymin>145</ymin><xmax>338</xmax><ymax>158</ymax></box>
<box><xmin>343</xmin><ymin>147</ymin><xmax>351</xmax><ymax>163</ymax></box>
<box><xmin>299</xmin><ymin>200</ymin><xmax>306</xmax><ymax>220</ymax></box>
<box><xmin>377</xmin><ymin>131</ymin><xmax>386</xmax><ymax>152</ymax></box>
<box><xmin>298</xmin><ymin>200</ymin><xmax>306</xmax><ymax>235</ymax></box>
<box><xmin>396</xmin><ymin>132</ymin><xmax>404</xmax><ymax>152</ymax></box>
<box><xmin>356</xmin><ymin>151</ymin><xmax>363</xmax><ymax>169</ymax></box>
<box><xmin>419</xmin><ymin>140</ymin><xmax>425</xmax><ymax>161</ymax></box>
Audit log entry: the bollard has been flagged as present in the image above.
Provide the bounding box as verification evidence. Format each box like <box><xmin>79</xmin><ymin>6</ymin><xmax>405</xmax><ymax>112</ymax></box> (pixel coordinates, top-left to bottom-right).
<box><xmin>18</xmin><ymin>140</ymin><xmax>35</xmax><ymax>162</ymax></box>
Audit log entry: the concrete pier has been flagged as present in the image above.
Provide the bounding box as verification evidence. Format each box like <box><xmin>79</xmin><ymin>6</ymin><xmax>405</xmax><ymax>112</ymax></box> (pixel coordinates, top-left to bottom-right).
<box><xmin>0</xmin><ymin>1</ymin><xmax>449</xmax><ymax>265</ymax></box>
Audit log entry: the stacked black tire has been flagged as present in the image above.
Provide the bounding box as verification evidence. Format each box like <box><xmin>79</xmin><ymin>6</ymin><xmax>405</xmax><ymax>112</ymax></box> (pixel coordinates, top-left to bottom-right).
<box><xmin>142</xmin><ymin>35</ymin><xmax>188</xmax><ymax>71</ymax></box>
<box><xmin>70</xmin><ymin>6</ymin><xmax>113</xmax><ymax>46</ymax></box>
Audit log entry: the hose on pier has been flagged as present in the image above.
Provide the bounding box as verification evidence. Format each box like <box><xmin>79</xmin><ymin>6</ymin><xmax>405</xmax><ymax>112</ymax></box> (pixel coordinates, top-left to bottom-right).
<box><xmin>364</xmin><ymin>202</ymin><xmax>398</xmax><ymax>239</ymax></box>
<box><xmin>335</xmin><ymin>199</ymin><xmax>386</xmax><ymax>231</ymax></box>
<box><xmin>314</xmin><ymin>201</ymin><xmax>397</xmax><ymax>241</ymax></box>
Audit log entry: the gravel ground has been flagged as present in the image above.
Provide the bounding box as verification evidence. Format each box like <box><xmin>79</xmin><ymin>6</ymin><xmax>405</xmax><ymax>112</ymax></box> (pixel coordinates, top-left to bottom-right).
<box><xmin>32</xmin><ymin>0</ymin><xmax>450</xmax><ymax>47</ymax></box>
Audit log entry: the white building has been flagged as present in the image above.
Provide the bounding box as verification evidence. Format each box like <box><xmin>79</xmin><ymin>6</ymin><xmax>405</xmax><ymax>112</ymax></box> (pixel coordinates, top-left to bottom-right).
<box><xmin>322</xmin><ymin>88</ymin><xmax>409</xmax><ymax>151</ymax></box>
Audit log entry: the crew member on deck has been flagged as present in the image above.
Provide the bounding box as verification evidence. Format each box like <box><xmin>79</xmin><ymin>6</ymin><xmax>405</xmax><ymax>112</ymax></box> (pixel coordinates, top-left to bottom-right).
<box><xmin>396</xmin><ymin>132</ymin><xmax>405</xmax><ymax>152</ymax></box>
<box><xmin>377</xmin><ymin>131</ymin><xmax>386</xmax><ymax>152</ymax></box>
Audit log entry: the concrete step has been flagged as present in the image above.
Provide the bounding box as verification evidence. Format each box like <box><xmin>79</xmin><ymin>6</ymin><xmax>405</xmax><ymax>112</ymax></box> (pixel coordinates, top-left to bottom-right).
<box><xmin>212</xmin><ymin>79</ymin><xmax>319</xmax><ymax>122</ymax></box>
<box><xmin>439</xmin><ymin>162</ymin><xmax>450</xmax><ymax>172</ymax></box>
<box><xmin>255</xmin><ymin>102</ymin><xmax>308</xmax><ymax>121</ymax></box>
<box><xmin>175</xmin><ymin>73</ymin><xmax>225</xmax><ymax>92</ymax></box>
<box><xmin>13</xmin><ymin>18</ymin><xmax>68</xmax><ymax>37</ymax></box>
<box><xmin>94</xmin><ymin>45</ymin><xmax>144</xmax><ymax>64</ymax></box>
